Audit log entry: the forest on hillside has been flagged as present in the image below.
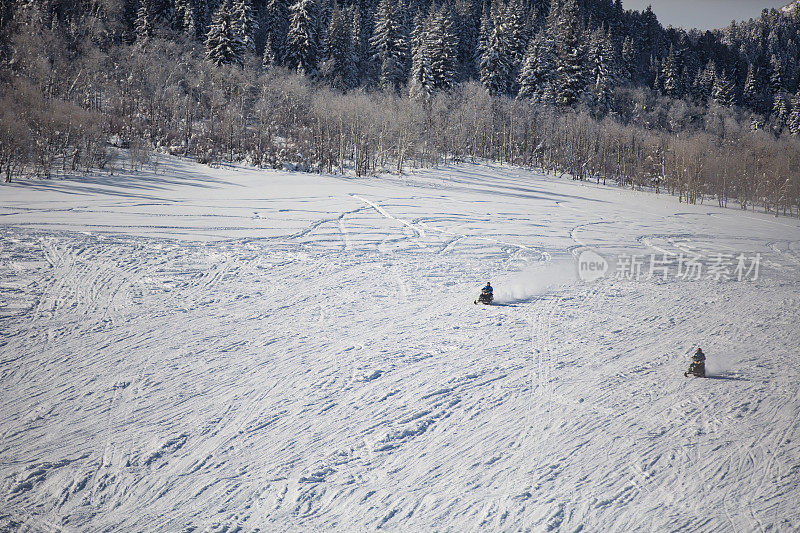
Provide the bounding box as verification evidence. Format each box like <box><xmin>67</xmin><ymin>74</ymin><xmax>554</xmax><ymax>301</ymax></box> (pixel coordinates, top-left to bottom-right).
<box><xmin>1</xmin><ymin>0</ymin><xmax>800</xmax><ymax>215</ymax></box>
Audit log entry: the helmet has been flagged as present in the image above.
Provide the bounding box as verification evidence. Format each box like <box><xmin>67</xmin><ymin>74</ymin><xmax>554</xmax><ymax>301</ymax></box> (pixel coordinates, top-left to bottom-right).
<box><xmin>486</xmin><ymin>282</ymin><xmax>491</xmax><ymax>285</ymax></box>
<box><xmin>696</xmin><ymin>347</ymin><xmax>703</xmax><ymax>353</ymax></box>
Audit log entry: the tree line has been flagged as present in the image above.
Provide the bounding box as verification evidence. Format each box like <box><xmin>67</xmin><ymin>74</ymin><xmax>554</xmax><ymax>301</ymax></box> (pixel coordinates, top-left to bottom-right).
<box><xmin>4</xmin><ymin>0</ymin><xmax>800</xmax><ymax>123</ymax></box>
<box><xmin>0</xmin><ymin>0</ymin><xmax>799</xmax><ymax>217</ymax></box>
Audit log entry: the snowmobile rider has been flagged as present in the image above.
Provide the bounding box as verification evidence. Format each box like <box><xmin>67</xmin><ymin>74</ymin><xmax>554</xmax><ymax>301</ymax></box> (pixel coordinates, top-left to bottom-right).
<box><xmin>476</xmin><ymin>282</ymin><xmax>494</xmax><ymax>305</ymax></box>
<box><xmin>684</xmin><ymin>347</ymin><xmax>707</xmax><ymax>377</ymax></box>
<box><xmin>693</xmin><ymin>347</ymin><xmax>706</xmax><ymax>363</ymax></box>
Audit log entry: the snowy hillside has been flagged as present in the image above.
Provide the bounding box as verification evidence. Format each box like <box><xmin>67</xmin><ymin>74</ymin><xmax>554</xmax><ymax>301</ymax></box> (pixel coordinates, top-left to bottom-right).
<box><xmin>1</xmin><ymin>159</ymin><xmax>799</xmax><ymax>531</ymax></box>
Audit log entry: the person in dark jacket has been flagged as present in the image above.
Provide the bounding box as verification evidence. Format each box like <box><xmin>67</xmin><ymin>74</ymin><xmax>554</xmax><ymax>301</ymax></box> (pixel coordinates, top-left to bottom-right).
<box><xmin>692</xmin><ymin>348</ymin><xmax>706</xmax><ymax>363</ymax></box>
<box><xmin>685</xmin><ymin>347</ymin><xmax>706</xmax><ymax>377</ymax></box>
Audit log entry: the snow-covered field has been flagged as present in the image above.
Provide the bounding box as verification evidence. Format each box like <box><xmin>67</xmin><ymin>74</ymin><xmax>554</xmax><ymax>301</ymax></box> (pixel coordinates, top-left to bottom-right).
<box><xmin>1</xmin><ymin>157</ymin><xmax>799</xmax><ymax>531</ymax></box>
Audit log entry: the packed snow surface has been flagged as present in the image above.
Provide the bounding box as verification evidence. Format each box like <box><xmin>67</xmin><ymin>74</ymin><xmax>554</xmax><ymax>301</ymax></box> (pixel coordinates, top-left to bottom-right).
<box><xmin>1</xmin><ymin>157</ymin><xmax>799</xmax><ymax>531</ymax></box>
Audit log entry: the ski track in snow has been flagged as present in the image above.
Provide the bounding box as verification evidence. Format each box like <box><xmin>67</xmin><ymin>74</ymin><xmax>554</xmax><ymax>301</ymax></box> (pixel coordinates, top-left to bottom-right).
<box><xmin>1</xmin><ymin>157</ymin><xmax>799</xmax><ymax>531</ymax></box>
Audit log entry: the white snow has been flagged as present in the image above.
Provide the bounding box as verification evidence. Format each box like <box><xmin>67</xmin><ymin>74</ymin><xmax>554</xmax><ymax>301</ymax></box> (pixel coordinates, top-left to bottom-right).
<box><xmin>1</xmin><ymin>157</ymin><xmax>799</xmax><ymax>531</ymax></box>
<box><xmin>783</xmin><ymin>0</ymin><xmax>800</xmax><ymax>14</ymax></box>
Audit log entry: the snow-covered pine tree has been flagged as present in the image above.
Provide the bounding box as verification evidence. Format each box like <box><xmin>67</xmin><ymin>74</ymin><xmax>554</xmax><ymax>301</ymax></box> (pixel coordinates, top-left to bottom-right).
<box><xmin>135</xmin><ymin>0</ymin><xmax>176</xmax><ymax>41</ymax></box>
<box><xmin>477</xmin><ymin>3</ymin><xmax>492</xmax><ymax>70</ymax></box>
<box><xmin>198</xmin><ymin>1</ymin><xmax>215</xmax><ymax>39</ymax></box>
<box><xmin>503</xmin><ymin>0</ymin><xmax>530</xmax><ymax>95</ymax></box>
<box><xmin>742</xmin><ymin>62</ymin><xmax>761</xmax><ymax>111</ymax></box>
<box><xmin>650</xmin><ymin>56</ymin><xmax>662</xmax><ymax>92</ymax></box>
<box><xmin>693</xmin><ymin>60</ymin><xmax>715</xmax><ymax>103</ymax></box>
<box><xmin>586</xmin><ymin>26</ymin><xmax>617</xmax><ymax>110</ymax></box>
<box><xmin>454</xmin><ymin>0</ymin><xmax>479</xmax><ymax>82</ymax></box>
<box><xmin>550</xmin><ymin>0</ymin><xmax>587</xmax><ymax>107</ymax></box>
<box><xmin>639</xmin><ymin>5</ymin><xmax>665</xmax><ymax>77</ymax></box>
<box><xmin>479</xmin><ymin>7</ymin><xmax>513</xmax><ymax>96</ymax></box>
<box><xmin>323</xmin><ymin>3</ymin><xmax>357</xmax><ymax>89</ymax></box>
<box><xmin>712</xmin><ymin>69</ymin><xmax>736</xmax><ymax>107</ymax></box>
<box><xmin>673</xmin><ymin>34</ymin><xmax>696</xmax><ymax>91</ymax></box>
<box><xmin>263</xmin><ymin>0</ymin><xmax>290</xmax><ymax>66</ymax></box>
<box><xmin>517</xmin><ymin>31</ymin><xmax>556</xmax><ymax>103</ymax></box>
<box><xmin>175</xmin><ymin>0</ymin><xmax>196</xmax><ymax>39</ymax></box>
<box><xmin>427</xmin><ymin>4</ymin><xmax>457</xmax><ymax>92</ymax></box>
<box><xmin>317</xmin><ymin>0</ymin><xmax>333</xmax><ymax>64</ymax></box>
<box><xmin>371</xmin><ymin>0</ymin><xmax>409</xmax><ymax>92</ymax></box>
<box><xmin>401</xmin><ymin>0</ymin><xmax>415</xmax><ymax>76</ymax></box>
<box><xmin>351</xmin><ymin>6</ymin><xmax>369</xmax><ymax>86</ymax></box>
<box><xmin>135</xmin><ymin>2</ymin><xmax>154</xmax><ymax>43</ymax></box>
<box><xmin>409</xmin><ymin>9</ymin><xmax>433</xmax><ymax>99</ymax></box>
<box><xmin>263</xmin><ymin>34</ymin><xmax>277</xmax><ymax>67</ymax></box>
<box><xmin>206</xmin><ymin>0</ymin><xmax>246</xmax><ymax>66</ymax></box>
<box><xmin>770</xmin><ymin>54</ymin><xmax>784</xmax><ymax>96</ymax></box>
<box><xmin>232</xmin><ymin>0</ymin><xmax>257</xmax><ymax>53</ymax></box>
<box><xmin>773</xmin><ymin>92</ymin><xmax>789</xmax><ymax>129</ymax></box>
<box><xmin>620</xmin><ymin>35</ymin><xmax>634</xmax><ymax>80</ymax></box>
<box><xmin>661</xmin><ymin>45</ymin><xmax>681</xmax><ymax>99</ymax></box>
<box><xmin>788</xmin><ymin>91</ymin><xmax>800</xmax><ymax>136</ymax></box>
<box><xmin>517</xmin><ymin>37</ymin><xmax>538</xmax><ymax>100</ymax></box>
<box><xmin>286</xmin><ymin>0</ymin><xmax>321</xmax><ymax>76</ymax></box>
<box><xmin>507</xmin><ymin>0</ymin><xmax>529</xmax><ymax>61</ymax></box>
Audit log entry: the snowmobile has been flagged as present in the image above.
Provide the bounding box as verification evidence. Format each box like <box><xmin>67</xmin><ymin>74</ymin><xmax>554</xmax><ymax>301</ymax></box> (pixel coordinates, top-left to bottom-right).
<box><xmin>684</xmin><ymin>356</ymin><xmax>706</xmax><ymax>378</ymax></box>
<box><xmin>475</xmin><ymin>290</ymin><xmax>493</xmax><ymax>305</ymax></box>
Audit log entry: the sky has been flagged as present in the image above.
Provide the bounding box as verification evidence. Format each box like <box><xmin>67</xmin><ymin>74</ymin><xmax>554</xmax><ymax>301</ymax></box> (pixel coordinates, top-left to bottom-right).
<box><xmin>621</xmin><ymin>0</ymin><xmax>791</xmax><ymax>30</ymax></box>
